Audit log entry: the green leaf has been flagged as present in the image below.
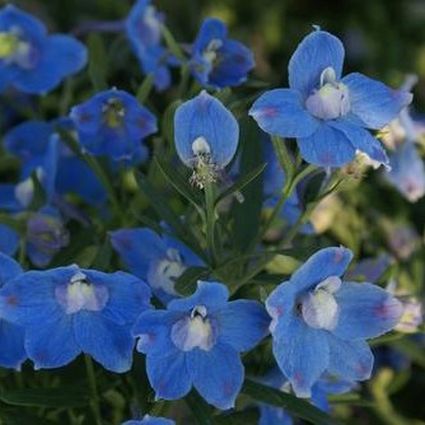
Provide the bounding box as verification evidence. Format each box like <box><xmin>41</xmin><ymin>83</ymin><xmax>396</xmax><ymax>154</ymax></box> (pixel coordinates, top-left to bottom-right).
<box><xmin>136</xmin><ymin>74</ymin><xmax>155</xmax><ymax>104</ymax></box>
<box><xmin>242</xmin><ymin>380</ymin><xmax>341</xmax><ymax>425</ymax></box>
<box><xmin>0</xmin><ymin>409</ymin><xmax>58</xmax><ymax>425</ymax></box>
<box><xmin>87</xmin><ymin>33</ymin><xmax>108</xmax><ymax>91</ymax></box>
<box><xmin>185</xmin><ymin>391</ymin><xmax>214</xmax><ymax>425</ymax></box>
<box><xmin>161</xmin><ymin>24</ymin><xmax>186</xmax><ymax>62</ymax></box>
<box><xmin>28</xmin><ymin>171</ymin><xmax>46</xmax><ymax>211</ymax></box>
<box><xmin>216</xmin><ymin>162</ymin><xmax>266</xmax><ymax>206</ymax></box>
<box><xmin>175</xmin><ymin>266</ymin><xmax>210</xmax><ymax>296</ymax></box>
<box><xmin>0</xmin><ymin>387</ymin><xmax>90</xmax><ymax>408</ymax></box>
<box><xmin>161</xmin><ymin>99</ymin><xmax>183</xmax><ymax>146</ymax></box>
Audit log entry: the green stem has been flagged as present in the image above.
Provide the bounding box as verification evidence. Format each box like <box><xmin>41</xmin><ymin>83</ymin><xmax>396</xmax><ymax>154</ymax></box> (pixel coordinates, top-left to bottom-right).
<box><xmin>204</xmin><ymin>183</ymin><xmax>218</xmax><ymax>266</ymax></box>
<box><xmin>85</xmin><ymin>355</ymin><xmax>102</xmax><ymax>425</ymax></box>
<box><xmin>271</xmin><ymin>136</ymin><xmax>295</xmax><ymax>180</ymax></box>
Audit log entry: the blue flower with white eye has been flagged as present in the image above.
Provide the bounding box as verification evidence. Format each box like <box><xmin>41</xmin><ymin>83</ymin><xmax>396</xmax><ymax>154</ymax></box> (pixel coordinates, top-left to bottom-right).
<box><xmin>70</xmin><ymin>89</ymin><xmax>157</xmax><ymax>161</ymax></box>
<box><xmin>266</xmin><ymin>247</ymin><xmax>403</xmax><ymax>398</ymax></box>
<box><xmin>125</xmin><ymin>0</ymin><xmax>174</xmax><ymax>91</ymax></box>
<box><xmin>4</xmin><ymin>118</ymin><xmax>107</xmax><ymax>205</ymax></box>
<box><xmin>0</xmin><ymin>4</ymin><xmax>87</xmax><ymax>94</ymax></box>
<box><xmin>385</xmin><ymin>142</ymin><xmax>425</xmax><ymax>203</ymax></box>
<box><xmin>110</xmin><ymin>227</ymin><xmax>204</xmax><ymax>304</ymax></box>
<box><xmin>249</xmin><ymin>29</ymin><xmax>412</xmax><ymax>168</ymax></box>
<box><xmin>122</xmin><ymin>415</ymin><xmax>175</xmax><ymax>425</ymax></box>
<box><xmin>174</xmin><ymin>90</ymin><xmax>239</xmax><ymax>188</ymax></box>
<box><xmin>259</xmin><ymin>368</ymin><xmax>356</xmax><ymax>425</ymax></box>
<box><xmin>0</xmin><ymin>253</ymin><xmax>26</xmax><ymax>369</ymax></box>
<box><xmin>189</xmin><ymin>18</ymin><xmax>254</xmax><ymax>89</ymax></box>
<box><xmin>122</xmin><ymin>415</ymin><xmax>174</xmax><ymax>425</ymax></box>
<box><xmin>133</xmin><ymin>281</ymin><xmax>270</xmax><ymax>409</ymax></box>
<box><xmin>0</xmin><ymin>265</ymin><xmax>151</xmax><ymax>372</ymax></box>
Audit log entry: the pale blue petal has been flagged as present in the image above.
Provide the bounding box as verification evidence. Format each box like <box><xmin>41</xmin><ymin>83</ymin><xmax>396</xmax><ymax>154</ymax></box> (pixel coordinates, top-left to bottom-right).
<box><xmin>288</xmin><ymin>30</ymin><xmax>345</xmax><ymax>97</ymax></box>
<box><xmin>343</xmin><ymin>73</ymin><xmax>413</xmax><ymax>129</ymax></box>
<box><xmin>297</xmin><ymin>123</ymin><xmax>356</xmax><ymax>167</ymax></box>
<box><xmin>333</xmin><ymin>282</ymin><xmax>403</xmax><ymax>340</ymax></box>
<box><xmin>249</xmin><ymin>89</ymin><xmax>320</xmax><ymax>138</ymax></box>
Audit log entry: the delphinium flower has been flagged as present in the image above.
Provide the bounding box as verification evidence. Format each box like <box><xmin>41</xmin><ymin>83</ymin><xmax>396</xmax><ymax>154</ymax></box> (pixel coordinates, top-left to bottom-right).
<box><xmin>0</xmin><ymin>224</ymin><xmax>19</xmax><ymax>256</ymax></box>
<box><xmin>0</xmin><ymin>253</ymin><xmax>26</xmax><ymax>369</ymax></box>
<box><xmin>110</xmin><ymin>227</ymin><xmax>204</xmax><ymax>303</ymax></box>
<box><xmin>174</xmin><ymin>90</ymin><xmax>239</xmax><ymax>188</ymax></box>
<box><xmin>133</xmin><ymin>281</ymin><xmax>270</xmax><ymax>409</ymax></box>
<box><xmin>122</xmin><ymin>415</ymin><xmax>175</xmax><ymax>425</ymax></box>
<box><xmin>0</xmin><ymin>265</ymin><xmax>151</xmax><ymax>371</ymax></box>
<box><xmin>259</xmin><ymin>368</ymin><xmax>356</xmax><ymax>425</ymax></box>
<box><xmin>4</xmin><ymin>118</ymin><xmax>106</xmax><ymax>205</ymax></box>
<box><xmin>125</xmin><ymin>0</ymin><xmax>175</xmax><ymax>91</ymax></box>
<box><xmin>70</xmin><ymin>89</ymin><xmax>157</xmax><ymax>162</ymax></box>
<box><xmin>189</xmin><ymin>18</ymin><xmax>255</xmax><ymax>89</ymax></box>
<box><xmin>0</xmin><ymin>4</ymin><xmax>87</xmax><ymax>94</ymax></box>
<box><xmin>249</xmin><ymin>28</ymin><xmax>412</xmax><ymax>167</ymax></box>
<box><xmin>266</xmin><ymin>246</ymin><xmax>403</xmax><ymax>397</ymax></box>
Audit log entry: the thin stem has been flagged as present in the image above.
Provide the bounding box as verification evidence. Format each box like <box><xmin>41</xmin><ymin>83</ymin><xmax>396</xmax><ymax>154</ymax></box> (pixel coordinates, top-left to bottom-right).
<box><xmin>84</xmin><ymin>355</ymin><xmax>102</xmax><ymax>425</ymax></box>
<box><xmin>271</xmin><ymin>136</ymin><xmax>295</xmax><ymax>180</ymax></box>
<box><xmin>204</xmin><ymin>183</ymin><xmax>218</xmax><ymax>266</ymax></box>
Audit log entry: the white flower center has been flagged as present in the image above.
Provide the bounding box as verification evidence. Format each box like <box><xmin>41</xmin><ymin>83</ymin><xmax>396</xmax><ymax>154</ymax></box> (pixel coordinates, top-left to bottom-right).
<box><xmin>305</xmin><ymin>67</ymin><xmax>350</xmax><ymax>120</ymax></box>
<box><xmin>0</xmin><ymin>29</ymin><xmax>34</xmax><ymax>69</ymax></box>
<box><xmin>171</xmin><ymin>305</ymin><xmax>216</xmax><ymax>351</ymax></box>
<box><xmin>151</xmin><ymin>248</ymin><xmax>186</xmax><ymax>295</ymax></box>
<box><xmin>202</xmin><ymin>38</ymin><xmax>223</xmax><ymax>65</ymax></box>
<box><xmin>301</xmin><ymin>276</ymin><xmax>341</xmax><ymax>330</ymax></box>
<box><xmin>55</xmin><ymin>271</ymin><xmax>109</xmax><ymax>314</ymax></box>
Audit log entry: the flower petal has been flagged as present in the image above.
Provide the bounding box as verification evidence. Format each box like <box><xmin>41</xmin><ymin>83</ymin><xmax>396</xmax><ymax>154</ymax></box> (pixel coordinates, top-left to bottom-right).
<box><xmin>343</xmin><ymin>73</ymin><xmax>413</xmax><ymax>129</ymax></box>
<box><xmin>333</xmin><ymin>282</ymin><xmax>403</xmax><ymax>340</ymax></box>
<box><xmin>174</xmin><ymin>91</ymin><xmax>239</xmax><ymax>167</ymax></box>
<box><xmin>290</xmin><ymin>247</ymin><xmax>353</xmax><ymax>292</ymax></box>
<box><xmin>0</xmin><ymin>225</ymin><xmax>19</xmax><ymax>258</ymax></box>
<box><xmin>288</xmin><ymin>30</ymin><xmax>345</xmax><ymax>97</ymax></box>
<box><xmin>215</xmin><ymin>300</ymin><xmax>270</xmax><ymax>351</ymax></box>
<box><xmin>0</xmin><ymin>252</ymin><xmax>22</xmax><ymax>284</ymax></box>
<box><xmin>297</xmin><ymin>123</ymin><xmax>356</xmax><ymax>167</ymax></box>
<box><xmin>326</xmin><ymin>336</ymin><xmax>373</xmax><ymax>381</ymax></box>
<box><xmin>249</xmin><ymin>89</ymin><xmax>320</xmax><ymax>138</ymax></box>
<box><xmin>146</xmin><ymin>349</ymin><xmax>192</xmax><ymax>400</ymax></box>
<box><xmin>330</xmin><ymin>120</ymin><xmax>389</xmax><ymax>167</ymax></box>
<box><xmin>187</xmin><ymin>342</ymin><xmax>244</xmax><ymax>409</ymax></box>
<box><xmin>0</xmin><ymin>320</ymin><xmax>26</xmax><ymax>369</ymax></box>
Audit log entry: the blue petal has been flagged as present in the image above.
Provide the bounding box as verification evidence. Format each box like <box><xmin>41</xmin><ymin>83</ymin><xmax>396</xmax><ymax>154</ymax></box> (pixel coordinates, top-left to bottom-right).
<box><xmin>342</xmin><ymin>73</ymin><xmax>413</xmax><ymax>129</ymax></box>
<box><xmin>74</xmin><ymin>312</ymin><xmax>134</xmax><ymax>373</ymax></box>
<box><xmin>333</xmin><ymin>282</ymin><xmax>403</xmax><ymax>340</ymax></box>
<box><xmin>174</xmin><ymin>91</ymin><xmax>239</xmax><ymax>167</ymax></box>
<box><xmin>326</xmin><ymin>336</ymin><xmax>373</xmax><ymax>381</ymax></box>
<box><xmin>0</xmin><ymin>320</ymin><xmax>26</xmax><ymax>369</ymax></box>
<box><xmin>133</xmin><ymin>309</ymin><xmax>181</xmax><ymax>355</ymax></box>
<box><xmin>0</xmin><ymin>184</ymin><xmax>21</xmax><ymax>211</ymax></box>
<box><xmin>168</xmin><ymin>281</ymin><xmax>229</xmax><ymax>312</ymax></box>
<box><xmin>122</xmin><ymin>417</ymin><xmax>175</xmax><ymax>425</ymax></box>
<box><xmin>330</xmin><ymin>120</ymin><xmax>389</xmax><ymax>167</ymax></box>
<box><xmin>259</xmin><ymin>405</ymin><xmax>293</xmax><ymax>425</ymax></box>
<box><xmin>25</xmin><ymin>314</ymin><xmax>80</xmax><ymax>369</ymax></box>
<box><xmin>0</xmin><ymin>224</ymin><xmax>19</xmax><ymax>257</ymax></box>
<box><xmin>290</xmin><ymin>247</ymin><xmax>353</xmax><ymax>292</ymax></box>
<box><xmin>0</xmin><ymin>5</ymin><xmax>46</xmax><ymax>40</ymax></box>
<box><xmin>146</xmin><ymin>348</ymin><xmax>192</xmax><ymax>400</ymax></box>
<box><xmin>187</xmin><ymin>342</ymin><xmax>243</xmax><ymax>409</ymax></box>
<box><xmin>208</xmin><ymin>40</ymin><xmax>254</xmax><ymax>88</ymax></box>
<box><xmin>192</xmin><ymin>18</ymin><xmax>227</xmax><ymax>53</ymax></box>
<box><xmin>215</xmin><ymin>300</ymin><xmax>270</xmax><ymax>352</ymax></box>
<box><xmin>288</xmin><ymin>30</ymin><xmax>345</xmax><ymax>98</ymax></box>
<box><xmin>297</xmin><ymin>123</ymin><xmax>356</xmax><ymax>167</ymax></box>
<box><xmin>272</xmin><ymin>316</ymin><xmax>329</xmax><ymax>398</ymax></box>
<box><xmin>0</xmin><ymin>252</ymin><xmax>22</xmax><ymax>284</ymax></box>
<box><xmin>249</xmin><ymin>89</ymin><xmax>320</xmax><ymax>138</ymax></box>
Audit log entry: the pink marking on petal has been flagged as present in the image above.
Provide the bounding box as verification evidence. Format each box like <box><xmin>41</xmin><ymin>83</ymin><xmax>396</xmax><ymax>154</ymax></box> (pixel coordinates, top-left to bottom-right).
<box><xmin>333</xmin><ymin>248</ymin><xmax>345</xmax><ymax>263</ymax></box>
<box><xmin>260</xmin><ymin>107</ymin><xmax>278</xmax><ymax>118</ymax></box>
<box><xmin>293</xmin><ymin>371</ymin><xmax>303</xmax><ymax>386</ymax></box>
<box><xmin>6</xmin><ymin>295</ymin><xmax>18</xmax><ymax>306</ymax></box>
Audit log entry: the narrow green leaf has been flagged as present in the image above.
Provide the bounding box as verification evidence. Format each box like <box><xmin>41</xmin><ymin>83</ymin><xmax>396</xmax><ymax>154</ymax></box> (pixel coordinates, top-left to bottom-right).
<box><xmin>242</xmin><ymin>379</ymin><xmax>341</xmax><ymax>425</ymax></box>
<box><xmin>161</xmin><ymin>24</ymin><xmax>186</xmax><ymax>62</ymax></box>
<box><xmin>175</xmin><ymin>266</ymin><xmax>209</xmax><ymax>296</ymax></box>
<box><xmin>88</xmin><ymin>33</ymin><xmax>108</xmax><ymax>91</ymax></box>
<box><xmin>136</xmin><ymin>74</ymin><xmax>155</xmax><ymax>104</ymax></box>
<box><xmin>216</xmin><ymin>162</ymin><xmax>266</xmax><ymax>206</ymax></box>
<box><xmin>28</xmin><ymin>171</ymin><xmax>46</xmax><ymax>211</ymax></box>
<box><xmin>0</xmin><ymin>387</ymin><xmax>90</xmax><ymax>408</ymax></box>
<box><xmin>185</xmin><ymin>391</ymin><xmax>214</xmax><ymax>425</ymax></box>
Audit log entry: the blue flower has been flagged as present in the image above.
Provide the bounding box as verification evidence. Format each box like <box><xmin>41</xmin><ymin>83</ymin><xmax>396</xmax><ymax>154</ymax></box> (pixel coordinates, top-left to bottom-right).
<box><xmin>4</xmin><ymin>118</ymin><xmax>107</xmax><ymax>205</ymax></box>
<box><xmin>0</xmin><ymin>253</ymin><xmax>26</xmax><ymax>369</ymax></box>
<box><xmin>122</xmin><ymin>415</ymin><xmax>175</xmax><ymax>425</ymax></box>
<box><xmin>125</xmin><ymin>0</ymin><xmax>174</xmax><ymax>91</ymax></box>
<box><xmin>0</xmin><ymin>223</ymin><xmax>19</xmax><ymax>257</ymax></box>
<box><xmin>70</xmin><ymin>89</ymin><xmax>157</xmax><ymax>161</ymax></box>
<box><xmin>189</xmin><ymin>18</ymin><xmax>254</xmax><ymax>89</ymax></box>
<box><xmin>385</xmin><ymin>142</ymin><xmax>425</xmax><ymax>202</ymax></box>
<box><xmin>0</xmin><ymin>4</ymin><xmax>87</xmax><ymax>94</ymax></box>
<box><xmin>174</xmin><ymin>90</ymin><xmax>239</xmax><ymax>188</ymax></box>
<box><xmin>133</xmin><ymin>281</ymin><xmax>269</xmax><ymax>409</ymax></box>
<box><xmin>266</xmin><ymin>246</ymin><xmax>403</xmax><ymax>397</ymax></box>
<box><xmin>249</xmin><ymin>29</ymin><xmax>412</xmax><ymax>168</ymax></box>
<box><xmin>110</xmin><ymin>227</ymin><xmax>204</xmax><ymax>303</ymax></box>
<box><xmin>0</xmin><ymin>265</ymin><xmax>151</xmax><ymax>372</ymax></box>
